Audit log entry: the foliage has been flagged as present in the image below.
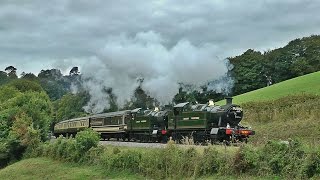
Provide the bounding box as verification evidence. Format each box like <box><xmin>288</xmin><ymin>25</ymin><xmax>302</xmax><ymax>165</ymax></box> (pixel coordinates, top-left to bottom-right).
<box><xmin>124</xmin><ymin>86</ymin><xmax>159</xmax><ymax>110</ymax></box>
<box><xmin>69</xmin><ymin>66</ymin><xmax>79</xmax><ymax>76</ymax></box>
<box><xmin>75</xmin><ymin>129</ymin><xmax>100</xmax><ymax>153</ymax></box>
<box><xmin>21</xmin><ymin>72</ymin><xmax>38</xmax><ymax>81</ymax></box>
<box><xmin>0</xmin><ymin>86</ymin><xmax>20</xmax><ymax>103</ymax></box>
<box><xmin>0</xmin><ymin>71</ymin><xmax>9</xmax><ymax>86</ymax></box>
<box><xmin>301</xmin><ymin>151</ymin><xmax>320</xmax><ymax>178</ymax></box>
<box><xmin>217</xmin><ymin>71</ymin><xmax>320</xmax><ymax>105</ymax></box>
<box><xmin>55</xmin><ymin>92</ymin><xmax>89</xmax><ymax>122</ymax></box>
<box><xmin>7</xmin><ymin>79</ymin><xmax>44</xmax><ymax>93</ymax></box>
<box><xmin>228</xmin><ymin>35</ymin><xmax>320</xmax><ymax>96</ymax></box>
<box><xmin>0</xmin><ymin>81</ymin><xmax>53</xmax><ymax>168</ymax></box>
<box><xmin>27</xmin><ymin>129</ymin><xmax>99</xmax><ymax>163</ymax></box>
<box><xmin>40</xmin><ymin>79</ymin><xmax>67</xmax><ymax>101</ymax></box>
<box><xmin>229</xmin><ymin>49</ymin><xmax>266</xmax><ymax>95</ymax></box>
<box><xmin>28</xmin><ymin>139</ymin><xmax>320</xmax><ymax>179</ymax></box>
<box><xmin>5</xmin><ymin>66</ymin><xmax>18</xmax><ymax>79</ymax></box>
<box><xmin>37</xmin><ymin>69</ymin><xmax>70</xmax><ymax>101</ymax></box>
<box><xmin>238</xmin><ymin>94</ymin><xmax>320</xmax><ymax>144</ymax></box>
<box><xmin>173</xmin><ymin>85</ymin><xmax>225</xmax><ymax>104</ymax></box>
<box><xmin>102</xmin><ymin>87</ymin><xmax>118</xmax><ymax>112</ymax></box>
<box><xmin>0</xmin><ymin>158</ymin><xmax>143</xmax><ymax>180</ymax></box>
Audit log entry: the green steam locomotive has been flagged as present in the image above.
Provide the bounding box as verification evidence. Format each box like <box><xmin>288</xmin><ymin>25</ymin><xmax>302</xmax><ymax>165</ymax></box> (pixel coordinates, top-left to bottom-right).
<box><xmin>54</xmin><ymin>97</ymin><xmax>255</xmax><ymax>143</ymax></box>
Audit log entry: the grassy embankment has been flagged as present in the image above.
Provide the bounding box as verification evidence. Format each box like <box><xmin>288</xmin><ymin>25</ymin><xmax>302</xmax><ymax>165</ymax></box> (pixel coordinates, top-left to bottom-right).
<box><xmin>0</xmin><ymin>156</ymin><xmax>284</xmax><ymax>180</ymax></box>
<box><xmin>0</xmin><ymin>157</ymin><xmax>143</xmax><ymax>180</ymax></box>
<box><xmin>5</xmin><ymin>137</ymin><xmax>319</xmax><ymax>179</ymax></box>
<box><xmin>218</xmin><ymin>71</ymin><xmax>320</xmax><ymax>144</ymax></box>
<box><xmin>219</xmin><ymin>71</ymin><xmax>320</xmax><ymax>104</ymax></box>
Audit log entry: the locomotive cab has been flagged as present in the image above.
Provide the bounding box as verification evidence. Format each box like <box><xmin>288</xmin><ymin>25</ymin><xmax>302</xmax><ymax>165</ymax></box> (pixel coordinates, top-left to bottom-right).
<box><xmin>205</xmin><ymin>97</ymin><xmax>254</xmax><ymax>143</ymax></box>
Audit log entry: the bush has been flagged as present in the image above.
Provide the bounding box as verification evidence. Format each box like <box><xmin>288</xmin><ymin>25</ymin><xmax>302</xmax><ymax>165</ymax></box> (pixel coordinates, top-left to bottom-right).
<box><xmin>197</xmin><ymin>146</ymin><xmax>220</xmax><ymax>176</ymax></box>
<box><xmin>75</xmin><ymin>129</ymin><xmax>100</xmax><ymax>153</ymax></box>
<box><xmin>233</xmin><ymin>145</ymin><xmax>259</xmax><ymax>174</ymax></box>
<box><xmin>301</xmin><ymin>151</ymin><xmax>320</xmax><ymax>178</ymax></box>
<box><xmin>110</xmin><ymin>150</ymin><xmax>141</xmax><ymax>172</ymax></box>
<box><xmin>82</xmin><ymin>145</ymin><xmax>105</xmax><ymax>165</ymax></box>
<box><xmin>27</xmin><ymin>138</ymin><xmax>320</xmax><ymax>179</ymax></box>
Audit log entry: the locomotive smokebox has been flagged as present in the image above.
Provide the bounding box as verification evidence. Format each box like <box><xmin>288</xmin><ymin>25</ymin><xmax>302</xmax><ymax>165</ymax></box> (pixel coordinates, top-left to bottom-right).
<box><xmin>225</xmin><ymin>97</ymin><xmax>233</xmax><ymax>105</ymax></box>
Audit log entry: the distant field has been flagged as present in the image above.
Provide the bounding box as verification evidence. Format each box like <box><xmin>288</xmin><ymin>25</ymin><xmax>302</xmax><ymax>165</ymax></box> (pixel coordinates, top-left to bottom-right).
<box><xmin>217</xmin><ymin>71</ymin><xmax>320</xmax><ymax>105</ymax></box>
<box><xmin>0</xmin><ymin>158</ymin><xmax>143</xmax><ymax>180</ymax></box>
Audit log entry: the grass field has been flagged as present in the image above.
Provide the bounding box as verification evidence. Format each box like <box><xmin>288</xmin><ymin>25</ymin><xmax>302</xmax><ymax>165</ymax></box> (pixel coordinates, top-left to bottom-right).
<box><xmin>217</xmin><ymin>71</ymin><xmax>320</xmax><ymax>105</ymax></box>
<box><xmin>0</xmin><ymin>158</ymin><xmax>143</xmax><ymax>180</ymax></box>
<box><xmin>0</xmin><ymin>156</ymin><xmax>283</xmax><ymax>180</ymax></box>
<box><xmin>241</xmin><ymin>94</ymin><xmax>320</xmax><ymax>145</ymax></box>
<box><xmin>215</xmin><ymin>71</ymin><xmax>320</xmax><ymax>144</ymax></box>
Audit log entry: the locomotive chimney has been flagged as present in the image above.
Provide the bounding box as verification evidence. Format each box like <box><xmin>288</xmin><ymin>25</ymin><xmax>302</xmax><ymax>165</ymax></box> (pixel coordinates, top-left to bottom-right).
<box><xmin>225</xmin><ymin>97</ymin><xmax>233</xmax><ymax>105</ymax></box>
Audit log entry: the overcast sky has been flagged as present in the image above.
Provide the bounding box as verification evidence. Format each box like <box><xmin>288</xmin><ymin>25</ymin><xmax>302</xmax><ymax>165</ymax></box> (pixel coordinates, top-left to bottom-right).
<box><xmin>0</xmin><ymin>0</ymin><xmax>320</xmax><ymax>75</ymax></box>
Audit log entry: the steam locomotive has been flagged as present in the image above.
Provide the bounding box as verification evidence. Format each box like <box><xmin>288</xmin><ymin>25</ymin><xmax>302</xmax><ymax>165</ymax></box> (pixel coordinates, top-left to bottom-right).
<box><xmin>54</xmin><ymin>97</ymin><xmax>255</xmax><ymax>143</ymax></box>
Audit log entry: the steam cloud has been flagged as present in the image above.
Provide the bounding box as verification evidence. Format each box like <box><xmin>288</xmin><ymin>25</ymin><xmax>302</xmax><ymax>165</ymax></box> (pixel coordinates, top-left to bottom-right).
<box><xmin>78</xmin><ymin>31</ymin><xmax>232</xmax><ymax>113</ymax></box>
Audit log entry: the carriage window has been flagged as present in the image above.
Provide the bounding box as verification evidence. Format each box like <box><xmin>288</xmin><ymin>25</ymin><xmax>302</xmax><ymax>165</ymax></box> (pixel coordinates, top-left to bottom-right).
<box><xmin>104</xmin><ymin>117</ymin><xmax>111</xmax><ymax>125</ymax></box>
<box><xmin>91</xmin><ymin>118</ymin><xmax>103</xmax><ymax>126</ymax></box>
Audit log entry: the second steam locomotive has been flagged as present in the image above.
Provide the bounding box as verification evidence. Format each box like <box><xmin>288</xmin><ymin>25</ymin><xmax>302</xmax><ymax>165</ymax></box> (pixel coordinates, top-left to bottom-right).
<box><xmin>54</xmin><ymin>97</ymin><xmax>255</xmax><ymax>143</ymax></box>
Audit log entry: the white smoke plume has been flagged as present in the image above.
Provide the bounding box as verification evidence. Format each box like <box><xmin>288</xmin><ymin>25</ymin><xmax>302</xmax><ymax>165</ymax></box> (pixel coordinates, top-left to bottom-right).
<box><xmin>79</xmin><ymin>31</ymin><xmax>232</xmax><ymax>113</ymax></box>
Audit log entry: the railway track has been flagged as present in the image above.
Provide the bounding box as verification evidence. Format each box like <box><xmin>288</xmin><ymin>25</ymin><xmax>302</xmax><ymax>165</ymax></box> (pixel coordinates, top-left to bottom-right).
<box><xmin>51</xmin><ymin>137</ymin><xmax>242</xmax><ymax>149</ymax></box>
<box><xmin>99</xmin><ymin>140</ymin><xmax>168</xmax><ymax>148</ymax></box>
<box><xmin>98</xmin><ymin>139</ymin><xmax>242</xmax><ymax>149</ymax></box>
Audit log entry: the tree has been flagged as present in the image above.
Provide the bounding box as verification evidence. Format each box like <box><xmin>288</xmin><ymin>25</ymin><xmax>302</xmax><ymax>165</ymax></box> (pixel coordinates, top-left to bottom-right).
<box><xmin>103</xmin><ymin>88</ymin><xmax>119</xmax><ymax>112</ymax></box>
<box><xmin>7</xmin><ymin>79</ymin><xmax>43</xmax><ymax>93</ymax></box>
<box><xmin>229</xmin><ymin>49</ymin><xmax>267</xmax><ymax>95</ymax></box>
<box><xmin>173</xmin><ymin>87</ymin><xmax>188</xmax><ymax>104</ymax></box>
<box><xmin>5</xmin><ymin>66</ymin><xmax>17</xmax><ymax>79</ymax></box>
<box><xmin>0</xmin><ymin>71</ymin><xmax>8</xmax><ymax>85</ymax></box>
<box><xmin>5</xmin><ymin>66</ymin><xmax>17</xmax><ymax>73</ymax></box>
<box><xmin>38</xmin><ymin>69</ymin><xmax>63</xmax><ymax>79</ymax></box>
<box><xmin>129</xmin><ymin>86</ymin><xmax>158</xmax><ymax>110</ymax></box>
<box><xmin>38</xmin><ymin>69</ymin><xmax>69</xmax><ymax>100</ymax></box>
<box><xmin>69</xmin><ymin>67</ymin><xmax>79</xmax><ymax>76</ymax></box>
<box><xmin>0</xmin><ymin>82</ymin><xmax>53</xmax><ymax>167</ymax></box>
<box><xmin>55</xmin><ymin>92</ymin><xmax>89</xmax><ymax>122</ymax></box>
<box><xmin>21</xmin><ymin>73</ymin><xmax>38</xmax><ymax>81</ymax></box>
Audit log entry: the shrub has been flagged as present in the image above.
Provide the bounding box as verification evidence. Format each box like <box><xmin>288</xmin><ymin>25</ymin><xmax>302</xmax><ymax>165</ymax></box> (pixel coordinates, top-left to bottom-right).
<box><xmin>75</xmin><ymin>129</ymin><xmax>100</xmax><ymax>154</ymax></box>
<box><xmin>233</xmin><ymin>145</ymin><xmax>259</xmax><ymax>174</ymax></box>
<box><xmin>259</xmin><ymin>140</ymin><xmax>305</xmax><ymax>177</ymax></box>
<box><xmin>110</xmin><ymin>150</ymin><xmax>141</xmax><ymax>172</ymax></box>
<box><xmin>27</xmin><ymin>138</ymin><xmax>320</xmax><ymax>179</ymax></box>
<box><xmin>82</xmin><ymin>145</ymin><xmax>105</xmax><ymax>165</ymax></box>
<box><xmin>196</xmin><ymin>146</ymin><xmax>220</xmax><ymax>176</ymax></box>
<box><xmin>301</xmin><ymin>151</ymin><xmax>320</xmax><ymax>178</ymax></box>
<box><xmin>138</xmin><ymin>149</ymin><xmax>163</xmax><ymax>178</ymax></box>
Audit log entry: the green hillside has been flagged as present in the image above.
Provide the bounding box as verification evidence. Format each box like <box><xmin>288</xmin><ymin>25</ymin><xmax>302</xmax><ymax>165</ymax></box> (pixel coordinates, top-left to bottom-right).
<box><xmin>216</xmin><ymin>71</ymin><xmax>320</xmax><ymax>144</ymax></box>
<box><xmin>218</xmin><ymin>71</ymin><xmax>320</xmax><ymax>105</ymax></box>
